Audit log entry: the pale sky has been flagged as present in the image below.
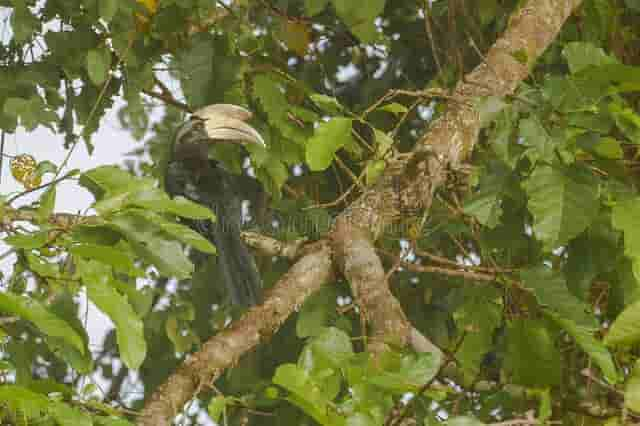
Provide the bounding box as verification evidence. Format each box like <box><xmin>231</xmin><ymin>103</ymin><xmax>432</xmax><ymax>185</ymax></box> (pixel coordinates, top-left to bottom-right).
<box><xmin>1</xmin><ymin>103</ymin><xmax>145</xmax><ymax>344</ymax></box>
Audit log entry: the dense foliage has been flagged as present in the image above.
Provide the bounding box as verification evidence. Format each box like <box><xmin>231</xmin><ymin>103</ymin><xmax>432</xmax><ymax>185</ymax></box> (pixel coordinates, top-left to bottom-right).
<box><xmin>1</xmin><ymin>0</ymin><xmax>640</xmax><ymax>425</ymax></box>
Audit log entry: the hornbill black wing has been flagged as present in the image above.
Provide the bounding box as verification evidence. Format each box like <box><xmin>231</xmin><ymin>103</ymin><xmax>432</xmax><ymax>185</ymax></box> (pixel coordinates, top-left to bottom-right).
<box><xmin>165</xmin><ymin>104</ymin><xmax>265</xmax><ymax>306</ymax></box>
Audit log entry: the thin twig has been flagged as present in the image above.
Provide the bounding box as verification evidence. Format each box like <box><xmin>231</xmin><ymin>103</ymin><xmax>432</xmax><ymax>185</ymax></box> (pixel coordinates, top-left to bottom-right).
<box><xmin>55</xmin><ymin>43</ymin><xmax>131</xmax><ymax>180</ymax></box>
<box><xmin>0</xmin><ymin>316</ymin><xmax>18</xmax><ymax>325</ymax></box>
<box><xmin>7</xmin><ymin>170</ymin><xmax>78</xmax><ymax>205</ymax></box>
<box><xmin>142</xmin><ymin>89</ymin><xmax>192</xmax><ymax>112</ymax></box>
<box><xmin>0</xmin><ymin>130</ymin><xmax>6</xmax><ymax>185</ymax></box>
<box><xmin>423</xmin><ymin>0</ymin><xmax>443</xmax><ymax>75</ymax></box>
<box><xmin>142</xmin><ymin>76</ymin><xmax>192</xmax><ymax>113</ymax></box>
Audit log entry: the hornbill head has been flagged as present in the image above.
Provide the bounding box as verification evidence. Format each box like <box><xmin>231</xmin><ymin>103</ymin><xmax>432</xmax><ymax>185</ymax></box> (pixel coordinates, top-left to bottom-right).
<box><xmin>174</xmin><ymin>104</ymin><xmax>265</xmax><ymax>155</ymax></box>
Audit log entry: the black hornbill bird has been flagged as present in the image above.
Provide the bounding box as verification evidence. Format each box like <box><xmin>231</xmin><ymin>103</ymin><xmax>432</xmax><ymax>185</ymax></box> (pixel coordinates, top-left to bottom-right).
<box><xmin>165</xmin><ymin>104</ymin><xmax>265</xmax><ymax>306</ymax></box>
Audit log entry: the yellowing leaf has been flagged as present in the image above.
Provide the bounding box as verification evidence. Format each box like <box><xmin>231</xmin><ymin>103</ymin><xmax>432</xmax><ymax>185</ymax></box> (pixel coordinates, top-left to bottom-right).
<box><xmin>137</xmin><ymin>0</ymin><xmax>158</xmax><ymax>14</ymax></box>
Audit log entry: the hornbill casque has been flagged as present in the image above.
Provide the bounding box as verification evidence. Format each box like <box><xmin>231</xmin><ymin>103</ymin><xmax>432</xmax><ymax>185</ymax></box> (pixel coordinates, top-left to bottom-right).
<box><xmin>165</xmin><ymin>104</ymin><xmax>265</xmax><ymax>306</ymax></box>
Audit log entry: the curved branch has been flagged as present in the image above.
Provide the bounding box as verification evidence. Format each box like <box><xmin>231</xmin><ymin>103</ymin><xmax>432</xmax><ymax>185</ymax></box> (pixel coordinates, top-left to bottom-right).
<box><xmin>138</xmin><ymin>242</ymin><xmax>334</xmax><ymax>426</ymax></box>
<box><xmin>327</xmin><ymin>0</ymin><xmax>583</xmax><ymax>359</ymax></box>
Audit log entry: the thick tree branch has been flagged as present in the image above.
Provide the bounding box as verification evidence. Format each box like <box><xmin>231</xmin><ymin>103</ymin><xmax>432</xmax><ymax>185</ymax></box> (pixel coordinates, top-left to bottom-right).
<box><xmin>327</xmin><ymin>0</ymin><xmax>583</xmax><ymax>359</ymax></box>
<box><xmin>138</xmin><ymin>242</ymin><xmax>334</xmax><ymax>426</ymax></box>
<box><xmin>241</xmin><ymin>231</ymin><xmax>307</xmax><ymax>259</ymax></box>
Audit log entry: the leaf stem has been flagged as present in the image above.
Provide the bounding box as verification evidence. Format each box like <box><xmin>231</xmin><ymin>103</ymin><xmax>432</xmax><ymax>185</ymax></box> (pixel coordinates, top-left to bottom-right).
<box><xmin>7</xmin><ymin>170</ymin><xmax>77</xmax><ymax>205</ymax></box>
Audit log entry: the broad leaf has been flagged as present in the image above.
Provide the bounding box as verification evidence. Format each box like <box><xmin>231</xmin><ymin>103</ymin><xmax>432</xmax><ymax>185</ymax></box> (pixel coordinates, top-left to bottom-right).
<box><xmin>77</xmin><ymin>259</ymin><xmax>147</xmax><ymax>369</ymax></box>
<box><xmin>612</xmin><ymin>198</ymin><xmax>640</xmax><ymax>281</ymax></box>
<box><xmin>306</xmin><ymin>118</ymin><xmax>355</xmax><ymax>171</ymax></box>
<box><xmin>331</xmin><ymin>0</ymin><xmax>386</xmax><ymax>42</ymax></box>
<box><xmin>549</xmin><ymin>314</ymin><xmax>618</xmax><ymax>383</ymax></box>
<box><xmin>503</xmin><ymin>318</ymin><xmax>562</xmax><ymax>387</ymax></box>
<box><xmin>521</xmin><ymin>266</ymin><xmax>597</xmax><ymax>329</ymax></box>
<box><xmin>523</xmin><ymin>165</ymin><xmax>599</xmax><ymax>249</ymax></box>
<box><xmin>0</xmin><ymin>293</ymin><xmax>85</xmax><ymax>355</ymax></box>
<box><xmin>605</xmin><ymin>298</ymin><xmax>640</xmax><ymax>348</ymax></box>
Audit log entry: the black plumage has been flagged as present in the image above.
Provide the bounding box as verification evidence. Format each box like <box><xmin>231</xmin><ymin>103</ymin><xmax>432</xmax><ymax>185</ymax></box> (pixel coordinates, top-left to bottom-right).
<box><xmin>164</xmin><ymin>105</ymin><xmax>264</xmax><ymax>306</ymax></box>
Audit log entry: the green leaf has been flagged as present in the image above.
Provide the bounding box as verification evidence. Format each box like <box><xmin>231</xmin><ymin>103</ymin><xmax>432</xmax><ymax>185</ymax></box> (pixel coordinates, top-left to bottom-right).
<box><xmin>609</xmin><ymin>103</ymin><xmax>640</xmax><ymax>144</ymax></box>
<box><xmin>297</xmin><ymin>287</ymin><xmax>340</xmax><ymax>338</ymax></box>
<box><xmin>577</xmin><ymin>135</ymin><xmax>624</xmax><ymax>160</ymax></box>
<box><xmin>37</xmin><ymin>186</ymin><xmax>56</xmax><ymax>221</ymax></box>
<box><xmin>305</xmin><ymin>0</ymin><xmax>330</xmax><ymax>15</ymax></box>
<box><xmin>605</xmin><ymin>298</ymin><xmax>640</xmax><ymax>348</ymax></box>
<box><xmin>207</xmin><ymin>396</ymin><xmax>228</xmax><ymax>422</ymax></box>
<box><xmin>47</xmin><ymin>295</ymin><xmax>94</xmax><ymax>374</ymax></box>
<box><xmin>87</xmin><ymin>48</ymin><xmax>112</xmax><ymax>86</ymax></box>
<box><xmin>521</xmin><ymin>266</ymin><xmax>597</xmax><ymax>329</ymax></box>
<box><xmin>35</xmin><ymin>160</ymin><xmax>58</xmax><ymax>177</ymax></box>
<box><xmin>10</xmin><ymin>5</ymin><xmax>40</xmax><ymax>42</ymax></box>
<box><xmin>523</xmin><ymin>165</ymin><xmax>599</xmax><ymax>249</ymax></box>
<box><xmin>503</xmin><ymin>319</ymin><xmax>562</xmax><ymax>387</ymax></box>
<box><xmin>489</xmin><ymin>107</ymin><xmax>523</xmax><ymax>168</ymax></box>
<box><xmin>81</xmin><ymin>166</ymin><xmax>141</xmax><ymax>197</ymax></box>
<box><xmin>377</xmin><ymin>102</ymin><xmax>408</xmax><ymax>115</ymax></box>
<box><xmin>563</xmin><ymin>42</ymin><xmax>617</xmax><ymax>74</ymax></box>
<box><xmin>77</xmin><ymin>259</ymin><xmax>147</xmax><ymax>369</ymax></box>
<box><xmin>80</xmin><ymin>166</ymin><xmax>155</xmax><ymax>214</ymax></box>
<box><xmin>331</xmin><ymin>0</ymin><xmax>386</xmax><ymax>42</ymax></box>
<box><xmin>252</xmin><ymin>74</ymin><xmax>308</xmax><ymax>143</ymax></box>
<box><xmin>0</xmin><ymin>385</ymin><xmax>49</xmax><ymax>422</ymax></box>
<box><xmin>95</xmin><ymin>416</ymin><xmax>136</xmax><ymax>426</ymax></box>
<box><xmin>165</xmin><ymin>313</ymin><xmax>198</xmax><ymax>353</ymax></box>
<box><xmin>626</xmin><ymin>360</ymin><xmax>640</xmax><ymax>412</ymax></box>
<box><xmin>108</xmin><ymin>211</ymin><xmax>194</xmax><ymax>279</ymax></box>
<box><xmin>368</xmin><ymin>352</ymin><xmax>440</xmax><ymax>393</ymax></box>
<box><xmin>453</xmin><ymin>288</ymin><xmax>502</xmax><ymax>385</ymax></box>
<box><xmin>109</xmin><ymin>279</ymin><xmax>153</xmax><ymax>317</ymax></box>
<box><xmin>5</xmin><ymin>231</ymin><xmax>49</xmax><ymax>249</ymax></box>
<box><xmin>99</xmin><ymin>0</ymin><xmax>119</xmax><ymax>22</ymax></box>
<box><xmin>70</xmin><ymin>243</ymin><xmax>141</xmax><ymax>276</ymax></box>
<box><xmin>462</xmin><ymin>166</ymin><xmax>511</xmax><ymax>229</ymax></box>
<box><xmin>176</xmin><ymin>33</ymin><xmax>242</xmax><ymax>108</ymax></box>
<box><xmin>155</xmin><ymin>221</ymin><xmax>216</xmax><ymax>254</ymax></box>
<box><xmin>346</xmin><ymin>413</ymin><xmax>376</xmax><ymax>426</ymax></box>
<box><xmin>49</xmin><ymin>401</ymin><xmax>92</xmax><ymax>426</ymax></box>
<box><xmin>310</xmin><ymin>327</ymin><xmax>354</xmax><ymax>365</ymax></box>
<box><xmin>477</xmin><ymin>96</ymin><xmax>507</xmax><ymax>128</ymax></box>
<box><xmin>519</xmin><ymin>117</ymin><xmax>555</xmax><ymax>162</ymax></box>
<box><xmin>261</xmin><ymin>157</ymin><xmax>290</xmax><ymax>194</ymax></box>
<box><xmin>125</xmin><ymin>208</ymin><xmax>216</xmax><ymax>254</ymax></box>
<box><xmin>3</xmin><ymin>96</ymin><xmax>58</xmax><ymax>131</ymax></box>
<box><xmin>309</xmin><ymin>94</ymin><xmax>344</xmax><ymax>114</ymax></box>
<box><xmin>0</xmin><ymin>293</ymin><xmax>85</xmax><ymax>355</ymax></box>
<box><xmin>127</xmin><ymin>188</ymin><xmax>215</xmax><ymax>220</ymax></box>
<box><xmin>548</xmin><ymin>314</ymin><xmax>618</xmax><ymax>383</ymax></box>
<box><xmin>162</xmin><ymin>196</ymin><xmax>216</xmax><ymax>220</ymax></box>
<box><xmin>273</xmin><ymin>363</ymin><xmax>342</xmax><ymax>426</ymax></box>
<box><xmin>612</xmin><ymin>198</ymin><xmax>640</xmax><ymax>281</ymax></box>
<box><xmin>306</xmin><ymin>118</ymin><xmax>355</xmax><ymax>171</ymax></box>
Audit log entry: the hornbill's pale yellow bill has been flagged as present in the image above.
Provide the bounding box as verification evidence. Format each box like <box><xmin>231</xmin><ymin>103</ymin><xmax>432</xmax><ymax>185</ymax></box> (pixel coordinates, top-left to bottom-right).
<box><xmin>176</xmin><ymin>103</ymin><xmax>266</xmax><ymax>148</ymax></box>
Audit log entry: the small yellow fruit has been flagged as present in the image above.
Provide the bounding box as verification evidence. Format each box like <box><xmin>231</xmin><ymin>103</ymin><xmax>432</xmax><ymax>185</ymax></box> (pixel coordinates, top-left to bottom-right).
<box><xmin>10</xmin><ymin>154</ymin><xmax>43</xmax><ymax>189</ymax></box>
<box><xmin>23</xmin><ymin>172</ymin><xmax>42</xmax><ymax>190</ymax></box>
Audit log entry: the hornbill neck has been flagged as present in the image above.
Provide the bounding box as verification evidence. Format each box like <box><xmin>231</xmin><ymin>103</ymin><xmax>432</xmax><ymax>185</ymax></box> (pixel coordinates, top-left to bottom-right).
<box><xmin>173</xmin><ymin>141</ymin><xmax>213</xmax><ymax>177</ymax></box>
